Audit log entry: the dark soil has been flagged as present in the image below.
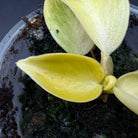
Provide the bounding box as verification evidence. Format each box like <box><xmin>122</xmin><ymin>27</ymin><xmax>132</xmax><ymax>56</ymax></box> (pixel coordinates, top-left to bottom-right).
<box><xmin>19</xmin><ymin>75</ymin><xmax>138</xmax><ymax>138</ymax></box>
<box><xmin>0</xmin><ymin>77</ymin><xmax>20</xmax><ymax>137</ymax></box>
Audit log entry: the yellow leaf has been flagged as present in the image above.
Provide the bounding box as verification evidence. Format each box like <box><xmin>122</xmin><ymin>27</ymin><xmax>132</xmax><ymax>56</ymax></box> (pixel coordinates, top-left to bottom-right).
<box><xmin>113</xmin><ymin>71</ymin><xmax>138</xmax><ymax>114</ymax></box>
<box><xmin>103</xmin><ymin>75</ymin><xmax>117</xmax><ymax>93</ymax></box>
<box><xmin>63</xmin><ymin>0</ymin><xmax>129</xmax><ymax>55</ymax></box>
<box><xmin>16</xmin><ymin>53</ymin><xmax>105</xmax><ymax>102</ymax></box>
<box><xmin>43</xmin><ymin>0</ymin><xmax>94</xmax><ymax>55</ymax></box>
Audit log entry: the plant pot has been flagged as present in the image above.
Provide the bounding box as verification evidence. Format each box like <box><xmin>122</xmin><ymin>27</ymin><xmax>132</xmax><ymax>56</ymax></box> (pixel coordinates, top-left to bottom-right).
<box><xmin>0</xmin><ymin>5</ymin><xmax>138</xmax><ymax>138</ymax></box>
<box><xmin>130</xmin><ymin>4</ymin><xmax>138</xmax><ymax>18</ymax></box>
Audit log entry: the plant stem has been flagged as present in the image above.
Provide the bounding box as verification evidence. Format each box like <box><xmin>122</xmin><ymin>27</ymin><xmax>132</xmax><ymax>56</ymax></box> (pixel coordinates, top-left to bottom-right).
<box><xmin>100</xmin><ymin>52</ymin><xmax>113</xmax><ymax>76</ymax></box>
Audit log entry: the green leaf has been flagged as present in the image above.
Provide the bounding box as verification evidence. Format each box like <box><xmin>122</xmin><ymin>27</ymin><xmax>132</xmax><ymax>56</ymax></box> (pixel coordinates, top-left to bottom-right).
<box><xmin>113</xmin><ymin>71</ymin><xmax>138</xmax><ymax>114</ymax></box>
<box><xmin>16</xmin><ymin>53</ymin><xmax>105</xmax><ymax>102</ymax></box>
<box><xmin>63</xmin><ymin>0</ymin><xmax>129</xmax><ymax>55</ymax></box>
<box><xmin>43</xmin><ymin>0</ymin><xmax>94</xmax><ymax>55</ymax></box>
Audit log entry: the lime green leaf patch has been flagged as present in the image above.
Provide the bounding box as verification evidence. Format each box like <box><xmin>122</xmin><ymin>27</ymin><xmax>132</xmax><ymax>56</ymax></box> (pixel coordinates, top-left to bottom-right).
<box><xmin>113</xmin><ymin>71</ymin><xmax>138</xmax><ymax>114</ymax></box>
<box><xmin>44</xmin><ymin>0</ymin><xmax>94</xmax><ymax>55</ymax></box>
<box><xmin>16</xmin><ymin>53</ymin><xmax>105</xmax><ymax>102</ymax></box>
<box><xmin>103</xmin><ymin>75</ymin><xmax>117</xmax><ymax>93</ymax></box>
<box><xmin>63</xmin><ymin>0</ymin><xmax>129</xmax><ymax>55</ymax></box>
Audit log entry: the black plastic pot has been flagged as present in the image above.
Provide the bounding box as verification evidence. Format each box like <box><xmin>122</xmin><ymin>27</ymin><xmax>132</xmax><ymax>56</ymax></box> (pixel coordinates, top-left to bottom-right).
<box><xmin>0</xmin><ymin>5</ymin><xmax>138</xmax><ymax>137</ymax></box>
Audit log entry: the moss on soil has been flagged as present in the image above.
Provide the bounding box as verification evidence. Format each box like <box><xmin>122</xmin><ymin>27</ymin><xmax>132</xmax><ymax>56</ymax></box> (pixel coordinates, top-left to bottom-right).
<box><xmin>111</xmin><ymin>42</ymin><xmax>138</xmax><ymax>78</ymax></box>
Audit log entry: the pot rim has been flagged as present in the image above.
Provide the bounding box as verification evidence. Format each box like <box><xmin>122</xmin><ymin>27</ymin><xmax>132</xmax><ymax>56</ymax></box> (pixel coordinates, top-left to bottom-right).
<box><xmin>0</xmin><ymin>8</ymin><xmax>42</xmax><ymax>68</ymax></box>
<box><xmin>130</xmin><ymin>4</ymin><xmax>138</xmax><ymax>15</ymax></box>
<box><xmin>0</xmin><ymin>8</ymin><xmax>42</xmax><ymax>138</ymax></box>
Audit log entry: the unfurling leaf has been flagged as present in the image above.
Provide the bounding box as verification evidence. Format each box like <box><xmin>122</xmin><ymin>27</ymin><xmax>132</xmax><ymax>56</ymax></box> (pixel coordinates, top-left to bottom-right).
<box><xmin>44</xmin><ymin>0</ymin><xmax>94</xmax><ymax>55</ymax></box>
<box><xmin>103</xmin><ymin>75</ymin><xmax>117</xmax><ymax>94</ymax></box>
<box><xmin>16</xmin><ymin>54</ymin><xmax>105</xmax><ymax>102</ymax></box>
<box><xmin>113</xmin><ymin>71</ymin><xmax>138</xmax><ymax>114</ymax></box>
<box><xmin>63</xmin><ymin>0</ymin><xmax>129</xmax><ymax>55</ymax></box>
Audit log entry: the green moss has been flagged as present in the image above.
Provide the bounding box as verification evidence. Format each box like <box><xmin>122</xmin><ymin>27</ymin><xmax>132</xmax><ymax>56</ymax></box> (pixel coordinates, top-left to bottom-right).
<box><xmin>111</xmin><ymin>43</ymin><xmax>138</xmax><ymax>78</ymax></box>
